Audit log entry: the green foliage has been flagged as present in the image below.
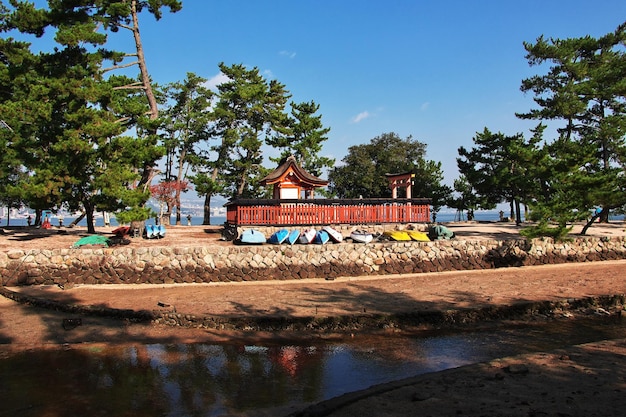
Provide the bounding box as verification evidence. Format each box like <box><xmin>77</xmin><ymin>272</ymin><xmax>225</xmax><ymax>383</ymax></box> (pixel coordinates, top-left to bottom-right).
<box><xmin>328</xmin><ymin>132</ymin><xmax>447</xmax><ymax>207</ymax></box>
<box><xmin>210</xmin><ymin>63</ymin><xmax>291</xmax><ymax>199</ymax></box>
<box><xmin>267</xmin><ymin>100</ymin><xmax>335</xmax><ymax>177</ymax></box>
<box><xmin>519</xmin><ymin>221</ymin><xmax>573</xmax><ymax>241</ymax></box>
<box><xmin>517</xmin><ymin>22</ymin><xmax>626</xmax><ymax>231</ymax></box>
<box><xmin>115</xmin><ymin>205</ymin><xmax>155</xmax><ymax>224</ymax></box>
<box><xmin>447</xmin><ymin>176</ymin><xmax>481</xmax><ymax>220</ymax></box>
<box><xmin>412</xmin><ymin>159</ymin><xmax>452</xmax><ymax>217</ymax></box>
<box><xmin>457</xmin><ymin>127</ymin><xmax>541</xmax><ymax>223</ymax></box>
<box><xmin>162</xmin><ymin>72</ymin><xmax>212</xmax><ymax>223</ymax></box>
<box><xmin>0</xmin><ymin>1</ymin><xmax>179</xmax><ymax>232</ymax></box>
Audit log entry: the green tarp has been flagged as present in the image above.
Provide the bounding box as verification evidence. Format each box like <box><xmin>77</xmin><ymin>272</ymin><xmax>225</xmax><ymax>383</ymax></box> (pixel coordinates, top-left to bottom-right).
<box><xmin>72</xmin><ymin>235</ymin><xmax>110</xmax><ymax>248</ymax></box>
<box><xmin>428</xmin><ymin>225</ymin><xmax>455</xmax><ymax>240</ymax></box>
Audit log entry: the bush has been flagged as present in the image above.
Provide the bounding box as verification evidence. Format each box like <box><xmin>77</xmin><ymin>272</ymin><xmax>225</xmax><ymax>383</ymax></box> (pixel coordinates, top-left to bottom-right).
<box><xmin>115</xmin><ymin>206</ymin><xmax>155</xmax><ymax>224</ymax></box>
<box><xmin>520</xmin><ymin>221</ymin><xmax>572</xmax><ymax>241</ymax></box>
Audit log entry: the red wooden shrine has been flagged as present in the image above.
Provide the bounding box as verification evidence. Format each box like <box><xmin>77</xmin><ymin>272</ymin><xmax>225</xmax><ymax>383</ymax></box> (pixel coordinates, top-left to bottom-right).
<box><xmin>226</xmin><ymin>157</ymin><xmax>430</xmax><ymax>226</ymax></box>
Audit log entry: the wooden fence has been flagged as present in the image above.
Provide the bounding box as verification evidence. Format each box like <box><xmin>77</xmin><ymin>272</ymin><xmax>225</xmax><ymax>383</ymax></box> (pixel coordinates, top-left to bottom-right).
<box><xmin>225</xmin><ymin>198</ymin><xmax>431</xmax><ymax>226</ymax></box>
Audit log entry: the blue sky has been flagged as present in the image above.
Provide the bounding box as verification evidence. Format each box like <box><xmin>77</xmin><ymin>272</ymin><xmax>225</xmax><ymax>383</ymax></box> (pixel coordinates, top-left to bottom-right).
<box><xmin>130</xmin><ymin>0</ymin><xmax>625</xmax><ymax>188</ymax></box>
<box><xmin>13</xmin><ymin>1</ymin><xmax>626</xmax><ymax>193</ymax></box>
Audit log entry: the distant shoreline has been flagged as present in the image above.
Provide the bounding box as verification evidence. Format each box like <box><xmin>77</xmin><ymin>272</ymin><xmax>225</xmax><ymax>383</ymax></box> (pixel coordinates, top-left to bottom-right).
<box><xmin>2</xmin><ymin>210</ymin><xmax>624</xmax><ymax>228</ymax></box>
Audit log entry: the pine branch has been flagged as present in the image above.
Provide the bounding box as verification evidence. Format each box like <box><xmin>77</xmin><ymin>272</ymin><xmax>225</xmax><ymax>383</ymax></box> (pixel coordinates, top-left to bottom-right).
<box><xmin>113</xmin><ymin>82</ymin><xmax>147</xmax><ymax>91</ymax></box>
<box><xmin>102</xmin><ymin>60</ymin><xmax>139</xmax><ymax>72</ymax></box>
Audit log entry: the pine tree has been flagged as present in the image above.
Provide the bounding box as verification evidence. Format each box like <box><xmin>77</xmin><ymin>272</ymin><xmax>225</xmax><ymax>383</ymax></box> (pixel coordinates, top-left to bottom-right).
<box><xmin>267</xmin><ymin>100</ymin><xmax>334</xmax><ymax>178</ymax></box>
<box><xmin>517</xmin><ymin>22</ymin><xmax>626</xmax><ymax>232</ymax></box>
<box><xmin>457</xmin><ymin>128</ymin><xmax>540</xmax><ymax>224</ymax></box>
<box><xmin>162</xmin><ymin>73</ymin><xmax>213</xmax><ymax>224</ymax></box>
<box><xmin>0</xmin><ymin>1</ymin><xmax>178</xmax><ymax>232</ymax></box>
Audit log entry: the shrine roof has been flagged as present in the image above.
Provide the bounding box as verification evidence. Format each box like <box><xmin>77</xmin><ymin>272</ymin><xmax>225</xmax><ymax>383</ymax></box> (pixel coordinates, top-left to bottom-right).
<box><xmin>259</xmin><ymin>155</ymin><xmax>328</xmax><ymax>187</ymax></box>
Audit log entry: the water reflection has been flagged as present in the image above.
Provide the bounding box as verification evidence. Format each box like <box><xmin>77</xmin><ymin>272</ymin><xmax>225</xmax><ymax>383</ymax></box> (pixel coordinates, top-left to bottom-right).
<box><xmin>2</xmin><ymin>319</ymin><xmax>625</xmax><ymax>416</ymax></box>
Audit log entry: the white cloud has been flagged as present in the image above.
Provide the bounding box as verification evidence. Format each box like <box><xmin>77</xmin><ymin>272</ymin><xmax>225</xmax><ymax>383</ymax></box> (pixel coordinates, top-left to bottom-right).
<box><xmin>351</xmin><ymin>111</ymin><xmax>371</xmax><ymax>123</ymax></box>
<box><xmin>204</xmin><ymin>72</ymin><xmax>230</xmax><ymax>91</ymax></box>
<box><xmin>279</xmin><ymin>50</ymin><xmax>296</xmax><ymax>59</ymax></box>
<box><xmin>420</xmin><ymin>102</ymin><xmax>430</xmax><ymax>111</ymax></box>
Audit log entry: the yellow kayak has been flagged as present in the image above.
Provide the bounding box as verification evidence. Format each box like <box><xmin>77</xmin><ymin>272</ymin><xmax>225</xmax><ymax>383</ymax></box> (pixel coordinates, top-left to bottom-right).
<box><xmin>407</xmin><ymin>230</ymin><xmax>430</xmax><ymax>241</ymax></box>
<box><xmin>383</xmin><ymin>230</ymin><xmax>411</xmax><ymax>241</ymax></box>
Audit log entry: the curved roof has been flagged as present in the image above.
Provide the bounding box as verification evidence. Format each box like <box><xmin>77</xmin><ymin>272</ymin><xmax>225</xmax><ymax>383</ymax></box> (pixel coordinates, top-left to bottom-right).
<box><xmin>259</xmin><ymin>155</ymin><xmax>328</xmax><ymax>187</ymax></box>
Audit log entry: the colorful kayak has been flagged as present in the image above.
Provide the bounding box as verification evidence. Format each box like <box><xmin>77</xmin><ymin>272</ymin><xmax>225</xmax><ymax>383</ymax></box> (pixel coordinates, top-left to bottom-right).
<box><xmin>112</xmin><ymin>226</ymin><xmax>130</xmax><ymax>236</ymax></box>
<box><xmin>298</xmin><ymin>229</ymin><xmax>316</xmax><ymax>244</ymax></box>
<box><xmin>383</xmin><ymin>230</ymin><xmax>411</xmax><ymax>241</ymax></box>
<box><xmin>238</xmin><ymin>229</ymin><xmax>266</xmax><ymax>244</ymax></box>
<box><xmin>287</xmin><ymin>229</ymin><xmax>301</xmax><ymax>245</ymax></box>
<box><xmin>314</xmin><ymin>229</ymin><xmax>330</xmax><ymax>244</ymax></box>
<box><xmin>323</xmin><ymin>226</ymin><xmax>343</xmax><ymax>243</ymax></box>
<box><xmin>407</xmin><ymin>230</ymin><xmax>430</xmax><ymax>241</ymax></box>
<box><xmin>268</xmin><ymin>228</ymin><xmax>289</xmax><ymax>244</ymax></box>
<box><xmin>350</xmin><ymin>230</ymin><xmax>373</xmax><ymax>244</ymax></box>
<box><xmin>144</xmin><ymin>224</ymin><xmax>157</xmax><ymax>239</ymax></box>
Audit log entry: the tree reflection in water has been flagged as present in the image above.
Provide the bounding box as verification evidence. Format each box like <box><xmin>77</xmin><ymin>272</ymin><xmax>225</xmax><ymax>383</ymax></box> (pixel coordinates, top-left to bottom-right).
<box><xmin>2</xmin><ymin>319</ymin><xmax>626</xmax><ymax>416</ymax></box>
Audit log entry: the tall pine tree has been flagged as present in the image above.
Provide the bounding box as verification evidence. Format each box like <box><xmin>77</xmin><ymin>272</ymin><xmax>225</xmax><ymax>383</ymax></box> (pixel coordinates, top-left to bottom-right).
<box><xmin>517</xmin><ymin>22</ymin><xmax>626</xmax><ymax>232</ymax></box>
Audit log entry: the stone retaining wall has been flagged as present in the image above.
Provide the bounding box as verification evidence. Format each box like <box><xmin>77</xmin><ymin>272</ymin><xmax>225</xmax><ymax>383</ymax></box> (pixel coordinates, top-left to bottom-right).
<box><xmin>2</xmin><ymin>236</ymin><xmax>626</xmax><ymax>287</ymax></box>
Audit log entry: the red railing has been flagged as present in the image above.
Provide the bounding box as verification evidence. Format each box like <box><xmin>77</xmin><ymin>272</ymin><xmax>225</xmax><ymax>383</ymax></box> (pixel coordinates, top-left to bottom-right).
<box><xmin>226</xmin><ymin>199</ymin><xmax>431</xmax><ymax>226</ymax></box>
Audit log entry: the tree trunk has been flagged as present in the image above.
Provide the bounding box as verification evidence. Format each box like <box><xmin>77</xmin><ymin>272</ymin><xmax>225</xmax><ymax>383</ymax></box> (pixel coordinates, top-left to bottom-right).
<box><xmin>130</xmin><ymin>0</ymin><xmax>159</xmax><ymax>189</ymax></box>
<box><xmin>600</xmin><ymin>208</ymin><xmax>609</xmax><ymax>223</ymax></box>
<box><xmin>130</xmin><ymin>0</ymin><xmax>158</xmax><ymax>120</ymax></box>
<box><xmin>85</xmin><ymin>208</ymin><xmax>96</xmax><ymax>234</ymax></box>
<box><xmin>514</xmin><ymin>199</ymin><xmax>522</xmax><ymax>225</ymax></box>
<box><xmin>581</xmin><ymin>208</ymin><xmax>607</xmax><ymax>235</ymax></box>
<box><xmin>175</xmin><ymin>204</ymin><xmax>181</xmax><ymax>225</ymax></box>
<box><xmin>203</xmin><ymin>193</ymin><xmax>212</xmax><ymax>225</ymax></box>
<box><xmin>68</xmin><ymin>212</ymin><xmax>86</xmax><ymax>228</ymax></box>
<box><xmin>581</xmin><ymin>215</ymin><xmax>598</xmax><ymax>235</ymax></box>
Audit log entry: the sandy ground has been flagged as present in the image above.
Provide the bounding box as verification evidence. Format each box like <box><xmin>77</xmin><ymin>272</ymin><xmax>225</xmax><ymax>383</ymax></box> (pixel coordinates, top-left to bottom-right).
<box><xmin>1</xmin><ymin>219</ymin><xmax>625</xmax><ymax>251</ymax></box>
<box><xmin>2</xmin><ymin>220</ymin><xmax>626</xmax><ymax>416</ymax></box>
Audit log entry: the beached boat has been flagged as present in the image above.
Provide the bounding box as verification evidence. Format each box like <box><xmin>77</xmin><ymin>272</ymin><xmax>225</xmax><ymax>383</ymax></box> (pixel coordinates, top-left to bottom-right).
<box><xmin>144</xmin><ymin>224</ymin><xmax>157</xmax><ymax>239</ymax></box>
<box><xmin>268</xmin><ymin>228</ymin><xmax>289</xmax><ymax>244</ymax></box>
<box><xmin>298</xmin><ymin>229</ymin><xmax>316</xmax><ymax>244</ymax></box>
<box><xmin>383</xmin><ymin>230</ymin><xmax>411</xmax><ymax>241</ymax></box>
<box><xmin>406</xmin><ymin>230</ymin><xmax>430</xmax><ymax>241</ymax></box>
<box><xmin>238</xmin><ymin>229</ymin><xmax>266</xmax><ymax>244</ymax></box>
<box><xmin>314</xmin><ymin>229</ymin><xmax>330</xmax><ymax>244</ymax></box>
<box><xmin>323</xmin><ymin>226</ymin><xmax>343</xmax><ymax>243</ymax></box>
<box><xmin>350</xmin><ymin>230</ymin><xmax>373</xmax><ymax>244</ymax></box>
<box><xmin>156</xmin><ymin>224</ymin><xmax>166</xmax><ymax>238</ymax></box>
<box><xmin>287</xmin><ymin>229</ymin><xmax>300</xmax><ymax>245</ymax></box>
<box><xmin>112</xmin><ymin>226</ymin><xmax>130</xmax><ymax>236</ymax></box>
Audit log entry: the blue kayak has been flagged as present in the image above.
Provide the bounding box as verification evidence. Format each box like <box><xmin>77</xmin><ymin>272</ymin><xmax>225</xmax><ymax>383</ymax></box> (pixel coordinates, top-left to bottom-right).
<box><xmin>287</xmin><ymin>229</ymin><xmax>301</xmax><ymax>245</ymax></box>
<box><xmin>314</xmin><ymin>229</ymin><xmax>330</xmax><ymax>244</ymax></box>
<box><xmin>144</xmin><ymin>224</ymin><xmax>156</xmax><ymax>239</ymax></box>
<box><xmin>238</xmin><ymin>229</ymin><xmax>266</xmax><ymax>244</ymax></box>
<box><xmin>268</xmin><ymin>228</ymin><xmax>289</xmax><ymax>244</ymax></box>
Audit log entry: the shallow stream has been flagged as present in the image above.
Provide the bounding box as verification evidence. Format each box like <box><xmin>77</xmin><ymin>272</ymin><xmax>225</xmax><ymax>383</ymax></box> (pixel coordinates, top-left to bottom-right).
<box><xmin>2</xmin><ymin>318</ymin><xmax>625</xmax><ymax>416</ymax></box>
